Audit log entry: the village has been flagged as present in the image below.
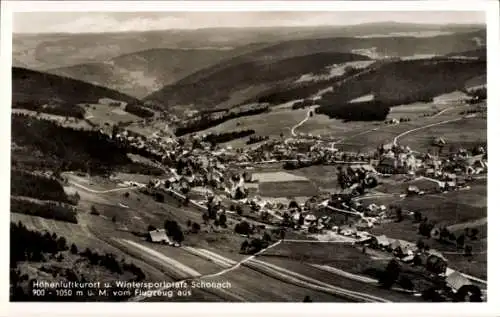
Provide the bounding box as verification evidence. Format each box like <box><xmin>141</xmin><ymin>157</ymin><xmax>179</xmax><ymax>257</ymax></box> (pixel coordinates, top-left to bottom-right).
<box><xmin>100</xmin><ymin>109</ymin><xmax>488</xmax><ymax>301</ymax></box>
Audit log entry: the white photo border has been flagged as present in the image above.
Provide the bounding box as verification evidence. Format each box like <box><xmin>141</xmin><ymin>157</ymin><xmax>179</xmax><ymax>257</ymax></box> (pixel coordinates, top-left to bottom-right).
<box><xmin>1</xmin><ymin>1</ymin><xmax>498</xmax><ymax>317</ymax></box>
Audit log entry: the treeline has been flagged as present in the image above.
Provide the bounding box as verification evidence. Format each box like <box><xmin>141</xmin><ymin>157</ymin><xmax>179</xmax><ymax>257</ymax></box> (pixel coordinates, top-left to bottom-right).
<box><xmin>79</xmin><ymin>248</ymin><xmax>145</xmax><ymax>280</ymax></box>
<box><xmin>203</xmin><ymin>129</ymin><xmax>255</xmax><ymax>145</ymax></box>
<box><xmin>246</xmin><ymin>135</ymin><xmax>269</xmax><ymax>145</ymax></box>
<box><xmin>175</xmin><ymin>106</ymin><xmax>269</xmax><ymax>136</ymax></box>
<box><xmin>315</xmin><ymin>100</ymin><xmax>391</xmax><ymax>122</ymax></box>
<box><xmin>11</xmin><ymin>197</ymin><xmax>78</xmax><ymax>224</ymax></box>
<box><xmin>13</xmin><ymin>101</ymin><xmax>86</xmax><ymax>119</ymax></box>
<box><xmin>124</xmin><ymin>104</ymin><xmax>155</xmax><ymax>118</ymax></box>
<box><xmin>468</xmin><ymin>87</ymin><xmax>487</xmax><ymax>102</ymax></box>
<box><xmin>11</xmin><ymin>169</ymin><xmax>69</xmax><ymax>203</ymax></box>
<box><xmin>11</xmin><ymin>221</ymin><xmax>69</xmax><ymax>266</ymax></box>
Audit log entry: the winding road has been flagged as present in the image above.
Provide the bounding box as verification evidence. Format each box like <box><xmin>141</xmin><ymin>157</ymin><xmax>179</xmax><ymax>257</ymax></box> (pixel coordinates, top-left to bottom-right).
<box><xmin>291</xmin><ymin>109</ymin><xmax>314</xmax><ymax>137</ymax></box>
<box><xmin>392</xmin><ymin>117</ymin><xmax>463</xmax><ymax>146</ymax></box>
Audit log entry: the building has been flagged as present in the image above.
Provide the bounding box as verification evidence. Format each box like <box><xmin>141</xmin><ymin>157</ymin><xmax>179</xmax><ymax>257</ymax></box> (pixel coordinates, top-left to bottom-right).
<box><xmin>304</xmin><ymin>214</ymin><xmax>317</xmax><ymax>226</ymax></box>
<box><xmin>446</xmin><ymin>271</ymin><xmax>472</xmax><ymax>292</ymax></box>
<box><xmin>373</xmin><ymin>234</ymin><xmax>391</xmax><ymax>249</ymax></box>
<box><xmin>148</xmin><ymin>229</ymin><xmax>172</xmax><ymax>244</ymax></box>
<box><xmin>376</xmin><ymin>157</ymin><xmax>397</xmax><ymax>174</ymax></box>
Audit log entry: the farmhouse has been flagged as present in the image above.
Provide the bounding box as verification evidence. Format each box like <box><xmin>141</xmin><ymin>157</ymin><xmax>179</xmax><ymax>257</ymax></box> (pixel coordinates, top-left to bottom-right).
<box><xmin>373</xmin><ymin>234</ymin><xmax>391</xmax><ymax>248</ymax></box>
<box><xmin>148</xmin><ymin>229</ymin><xmax>172</xmax><ymax>244</ymax></box>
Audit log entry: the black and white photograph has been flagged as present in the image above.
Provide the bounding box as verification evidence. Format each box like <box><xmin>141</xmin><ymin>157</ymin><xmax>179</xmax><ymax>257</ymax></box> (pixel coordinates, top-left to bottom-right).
<box><xmin>2</xmin><ymin>1</ymin><xmax>498</xmax><ymax>315</ymax></box>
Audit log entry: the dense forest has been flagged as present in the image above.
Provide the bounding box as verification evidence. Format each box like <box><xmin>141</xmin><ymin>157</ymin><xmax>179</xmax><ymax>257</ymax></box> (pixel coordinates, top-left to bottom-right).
<box><xmin>11</xmin><ymin>197</ymin><xmax>78</xmax><ymax>223</ymax></box>
<box><xmin>315</xmin><ymin>100</ymin><xmax>391</xmax><ymax>121</ymax></box>
<box><xmin>124</xmin><ymin>104</ymin><xmax>155</xmax><ymax>118</ymax></box>
<box><xmin>175</xmin><ymin>106</ymin><xmax>269</xmax><ymax>136</ymax></box>
<box><xmin>11</xmin><ymin>170</ymin><xmax>70</xmax><ymax>203</ymax></box>
<box><xmin>203</xmin><ymin>129</ymin><xmax>255</xmax><ymax>145</ymax></box>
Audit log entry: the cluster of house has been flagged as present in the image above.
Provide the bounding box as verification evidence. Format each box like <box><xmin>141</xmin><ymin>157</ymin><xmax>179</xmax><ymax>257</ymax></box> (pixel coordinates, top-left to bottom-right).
<box><xmin>375</xmin><ymin>144</ymin><xmax>418</xmax><ymax>174</ymax></box>
<box><xmin>374</xmin><ymin>142</ymin><xmax>487</xmax><ymax>179</ymax></box>
<box><xmin>360</xmin><ymin>233</ymin><xmax>481</xmax><ymax>295</ymax></box>
<box><xmin>114</xmin><ymin>128</ymin><xmax>178</xmax><ymax>158</ymax></box>
<box><xmin>244</xmin><ymin>138</ymin><xmax>369</xmax><ymax>165</ymax></box>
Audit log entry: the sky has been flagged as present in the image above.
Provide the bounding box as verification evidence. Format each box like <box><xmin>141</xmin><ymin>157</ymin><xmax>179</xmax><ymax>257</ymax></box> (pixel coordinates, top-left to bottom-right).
<box><xmin>13</xmin><ymin>11</ymin><xmax>485</xmax><ymax>34</ymax></box>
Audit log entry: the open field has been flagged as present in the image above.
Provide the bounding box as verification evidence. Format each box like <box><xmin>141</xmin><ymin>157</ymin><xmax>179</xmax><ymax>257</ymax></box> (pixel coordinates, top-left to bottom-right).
<box><xmin>84</xmin><ymin>104</ymin><xmax>141</xmax><ymax>127</ymax></box>
<box><xmin>112</xmin><ymin>172</ymin><xmax>159</xmax><ymax>184</ymax></box>
<box><xmin>260</xmin><ymin>241</ymin><xmax>367</xmax><ymax>264</ymax></box>
<box><xmin>113</xmin><ymin>238</ymin><xmax>202</xmax><ymax>279</ymax></box>
<box><xmin>196</xmin><ymin>107</ymin><xmax>309</xmax><ymax>141</ymax></box>
<box><xmin>65</xmin><ymin>173</ymin><xmax>124</xmax><ymax>191</ymax></box>
<box><xmin>256</xmin><ymin>256</ymin><xmax>422</xmax><ymax>302</ymax></box>
<box><xmin>387</xmin><ymin>101</ymin><xmax>448</xmax><ymax>120</ymax></box>
<box><xmin>289</xmin><ymin>165</ymin><xmax>340</xmax><ymax>191</ymax></box>
<box><xmin>369</xmin><ymin>188</ymin><xmax>487</xmax><ymax>231</ymax></box>
<box><xmin>297</xmin><ymin>112</ymin><xmax>377</xmax><ymax>139</ymax></box>
<box><xmin>251</xmin><ymin>171</ymin><xmax>309</xmax><ymax>183</ymax></box>
<box><xmin>11</xmin><ymin>213</ymin><xmax>97</xmax><ymax>249</ymax></box>
<box><xmin>398</xmin><ymin>116</ymin><xmax>486</xmax><ymax>153</ymax></box>
<box><xmin>375</xmin><ymin>177</ymin><xmax>442</xmax><ymax>195</ymax></box>
<box><xmin>202</xmin><ymin>266</ymin><xmax>349</xmax><ymax>302</ymax></box>
<box><xmin>184</xmin><ymin>232</ymin><xmax>248</xmax><ymax>263</ymax></box>
<box><xmin>444</xmin><ymin>248</ymin><xmax>487</xmax><ymax>280</ymax></box>
<box><xmin>259</xmin><ymin>180</ymin><xmax>318</xmax><ymax>198</ymax></box>
<box><xmin>332</xmin><ymin>112</ymin><xmax>477</xmax><ymax>152</ymax></box>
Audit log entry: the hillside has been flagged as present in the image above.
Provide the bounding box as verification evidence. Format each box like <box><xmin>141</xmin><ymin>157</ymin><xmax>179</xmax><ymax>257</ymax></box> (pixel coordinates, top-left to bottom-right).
<box><xmin>45</xmin><ymin>47</ymin><xmax>260</xmax><ymax>98</ymax></box>
<box><xmin>315</xmin><ymin>58</ymin><xmax>486</xmax><ymax>121</ymax></box>
<box><xmin>145</xmin><ymin>52</ymin><xmax>372</xmax><ymax>110</ymax></box>
<box><xmin>11</xmin><ymin>114</ymin><xmax>163</xmax><ymax>175</ymax></box>
<box><xmin>12</xmin><ymin>67</ymin><xmax>141</xmax><ymax>109</ymax></box>
<box><xmin>144</xmin><ymin>30</ymin><xmax>485</xmax><ymax>110</ymax></box>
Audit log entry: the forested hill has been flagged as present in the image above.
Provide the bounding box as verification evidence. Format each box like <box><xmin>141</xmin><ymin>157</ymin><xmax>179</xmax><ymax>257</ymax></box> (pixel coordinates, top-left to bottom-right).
<box><xmin>12</xmin><ymin>67</ymin><xmax>141</xmax><ymax>107</ymax></box>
